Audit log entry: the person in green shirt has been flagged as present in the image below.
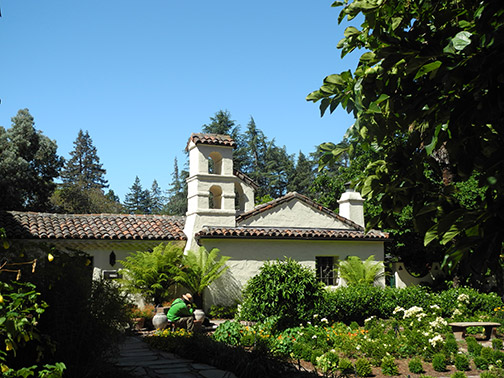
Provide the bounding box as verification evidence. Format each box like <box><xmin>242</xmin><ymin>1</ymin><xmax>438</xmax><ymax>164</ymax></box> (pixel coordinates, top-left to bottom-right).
<box><xmin>167</xmin><ymin>293</ymin><xmax>195</xmax><ymax>332</ymax></box>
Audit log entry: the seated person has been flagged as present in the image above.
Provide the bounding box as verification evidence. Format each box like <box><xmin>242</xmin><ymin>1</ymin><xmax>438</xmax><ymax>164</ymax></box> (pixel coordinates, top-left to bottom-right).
<box><xmin>167</xmin><ymin>293</ymin><xmax>194</xmax><ymax>332</ymax></box>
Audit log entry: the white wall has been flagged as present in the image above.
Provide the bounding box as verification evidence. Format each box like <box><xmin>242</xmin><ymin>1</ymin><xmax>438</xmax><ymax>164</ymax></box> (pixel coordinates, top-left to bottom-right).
<box><xmin>239</xmin><ymin>200</ymin><xmax>352</xmax><ymax>229</ymax></box>
<box><xmin>199</xmin><ymin>238</ymin><xmax>385</xmax><ymax>308</ymax></box>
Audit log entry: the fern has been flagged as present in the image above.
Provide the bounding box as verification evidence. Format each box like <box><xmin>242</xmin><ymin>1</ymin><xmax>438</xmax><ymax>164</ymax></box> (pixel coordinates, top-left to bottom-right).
<box><xmin>175</xmin><ymin>247</ymin><xmax>230</xmax><ymax>308</ymax></box>
<box><xmin>338</xmin><ymin>255</ymin><xmax>384</xmax><ymax>286</ymax></box>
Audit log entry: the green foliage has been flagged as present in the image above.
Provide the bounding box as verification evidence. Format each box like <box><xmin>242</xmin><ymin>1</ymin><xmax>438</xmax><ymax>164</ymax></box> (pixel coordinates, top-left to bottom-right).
<box><xmin>208</xmin><ymin>303</ymin><xmax>238</xmax><ymax>319</ymax></box>
<box><xmin>315</xmin><ymin>351</ymin><xmax>339</xmax><ymax>374</ymax></box>
<box><xmin>466</xmin><ymin>336</ymin><xmax>482</xmax><ymax>357</ymax></box>
<box><xmin>119</xmin><ymin>242</ymin><xmax>184</xmax><ymax>305</ymax></box>
<box><xmin>0</xmin><ymin>281</ymin><xmax>48</xmax><ymax>367</ymax></box>
<box><xmin>318</xmin><ymin>284</ymin><xmax>386</xmax><ymax>324</ymax></box>
<box><xmin>239</xmin><ymin>258</ymin><xmax>325</xmax><ymax>330</ymax></box>
<box><xmin>338</xmin><ymin>255</ymin><xmax>384</xmax><ymax>286</ymax></box>
<box><xmin>61</xmin><ymin>129</ymin><xmax>107</xmax><ymax>189</ymax></box>
<box><xmin>451</xmin><ymin>372</ymin><xmax>468</xmax><ymax>378</ymax></box>
<box><xmin>493</xmin><ymin>338</ymin><xmax>503</xmax><ymax>350</ymax></box>
<box><xmin>454</xmin><ymin>353</ymin><xmax>470</xmax><ymax>371</ymax></box>
<box><xmin>211</xmin><ymin>321</ymin><xmax>245</xmax><ymax>346</ymax></box>
<box><xmin>474</xmin><ymin>356</ymin><xmax>490</xmax><ymax>370</ymax></box>
<box><xmin>338</xmin><ymin>357</ymin><xmax>354</xmax><ymax>375</ymax></box>
<box><xmin>409</xmin><ymin>357</ymin><xmax>424</xmax><ymax>374</ymax></box>
<box><xmin>123</xmin><ymin>176</ymin><xmax>152</xmax><ymax>214</ymax></box>
<box><xmin>309</xmin><ymin>0</ymin><xmax>504</xmax><ymax>289</ymax></box>
<box><xmin>164</xmin><ymin>157</ymin><xmax>188</xmax><ymax>216</ymax></box>
<box><xmin>432</xmin><ymin>353</ymin><xmax>447</xmax><ymax>372</ymax></box>
<box><xmin>380</xmin><ymin>355</ymin><xmax>398</xmax><ymax>376</ymax></box>
<box><xmin>50</xmin><ymin>185</ymin><xmax>124</xmax><ymax>214</ymax></box>
<box><xmin>0</xmin><ymin>109</ymin><xmax>63</xmax><ymax>211</ymax></box>
<box><xmin>444</xmin><ymin>333</ymin><xmax>459</xmax><ymax>356</ymax></box>
<box><xmin>175</xmin><ymin>247</ymin><xmax>230</xmax><ymax>309</ymax></box>
<box><xmin>355</xmin><ymin>358</ymin><xmax>372</xmax><ymax>377</ymax></box>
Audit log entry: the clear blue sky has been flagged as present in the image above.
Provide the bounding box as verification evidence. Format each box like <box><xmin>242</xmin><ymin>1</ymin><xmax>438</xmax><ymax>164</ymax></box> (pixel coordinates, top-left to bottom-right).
<box><xmin>0</xmin><ymin>1</ymin><xmax>361</xmax><ymax>201</ymax></box>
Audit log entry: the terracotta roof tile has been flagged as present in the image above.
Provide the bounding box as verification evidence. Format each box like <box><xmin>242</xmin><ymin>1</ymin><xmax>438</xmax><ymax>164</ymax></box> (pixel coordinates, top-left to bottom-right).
<box><xmin>196</xmin><ymin>226</ymin><xmax>389</xmax><ymax>241</ymax></box>
<box><xmin>0</xmin><ymin>211</ymin><xmax>186</xmax><ymax>241</ymax></box>
<box><xmin>233</xmin><ymin>169</ymin><xmax>259</xmax><ymax>190</ymax></box>
<box><xmin>236</xmin><ymin>192</ymin><xmax>362</xmax><ymax>229</ymax></box>
<box><xmin>186</xmin><ymin>133</ymin><xmax>236</xmax><ymax>150</ymax></box>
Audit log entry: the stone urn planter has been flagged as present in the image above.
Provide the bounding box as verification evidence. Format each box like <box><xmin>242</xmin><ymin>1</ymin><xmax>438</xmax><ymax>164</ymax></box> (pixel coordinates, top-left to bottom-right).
<box><xmin>152</xmin><ymin>307</ymin><xmax>168</xmax><ymax>330</ymax></box>
<box><xmin>194</xmin><ymin>309</ymin><xmax>205</xmax><ymax>321</ymax></box>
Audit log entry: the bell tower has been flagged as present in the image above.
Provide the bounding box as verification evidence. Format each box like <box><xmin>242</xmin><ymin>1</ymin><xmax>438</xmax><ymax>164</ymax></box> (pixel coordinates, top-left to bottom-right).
<box><xmin>183</xmin><ymin>133</ymin><xmax>237</xmax><ymax>251</ymax></box>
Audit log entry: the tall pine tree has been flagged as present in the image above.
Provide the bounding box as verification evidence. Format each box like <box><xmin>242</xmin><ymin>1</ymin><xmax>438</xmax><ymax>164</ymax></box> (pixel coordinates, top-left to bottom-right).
<box><xmin>61</xmin><ymin>130</ymin><xmax>108</xmax><ymax>189</ymax></box>
<box><xmin>164</xmin><ymin>157</ymin><xmax>188</xmax><ymax>215</ymax></box>
<box><xmin>149</xmin><ymin>179</ymin><xmax>166</xmax><ymax>215</ymax></box>
<box><xmin>0</xmin><ymin>109</ymin><xmax>63</xmax><ymax>211</ymax></box>
<box><xmin>202</xmin><ymin>110</ymin><xmax>248</xmax><ymax>171</ymax></box>
<box><xmin>124</xmin><ymin>176</ymin><xmax>151</xmax><ymax>214</ymax></box>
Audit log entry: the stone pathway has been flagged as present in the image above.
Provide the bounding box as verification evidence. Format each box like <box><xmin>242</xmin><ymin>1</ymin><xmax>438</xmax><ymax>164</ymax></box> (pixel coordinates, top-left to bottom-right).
<box><xmin>112</xmin><ymin>335</ymin><xmax>237</xmax><ymax>378</ymax></box>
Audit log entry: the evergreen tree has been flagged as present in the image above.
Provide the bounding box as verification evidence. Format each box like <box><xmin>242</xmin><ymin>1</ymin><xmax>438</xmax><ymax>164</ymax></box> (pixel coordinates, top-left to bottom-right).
<box><xmin>202</xmin><ymin>110</ymin><xmax>248</xmax><ymax>171</ymax></box>
<box><xmin>149</xmin><ymin>179</ymin><xmax>166</xmax><ymax>215</ymax></box>
<box><xmin>287</xmin><ymin>152</ymin><xmax>314</xmax><ymax>196</ymax></box>
<box><xmin>164</xmin><ymin>158</ymin><xmax>188</xmax><ymax>215</ymax></box>
<box><xmin>124</xmin><ymin>176</ymin><xmax>151</xmax><ymax>214</ymax></box>
<box><xmin>61</xmin><ymin>130</ymin><xmax>108</xmax><ymax>189</ymax></box>
<box><xmin>0</xmin><ymin>109</ymin><xmax>63</xmax><ymax>211</ymax></box>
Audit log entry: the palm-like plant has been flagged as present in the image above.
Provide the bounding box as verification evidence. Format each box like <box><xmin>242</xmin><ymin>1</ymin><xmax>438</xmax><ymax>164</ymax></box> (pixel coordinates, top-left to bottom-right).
<box><xmin>175</xmin><ymin>247</ymin><xmax>230</xmax><ymax>309</ymax></box>
<box><xmin>338</xmin><ymin>255</ymin><xmax>384</xmax><ymax>286</ymax></box>
<box><xmin>118</xmin><ymin>243</ymin><xmax>184</xmax><ymax>305</ymax></box>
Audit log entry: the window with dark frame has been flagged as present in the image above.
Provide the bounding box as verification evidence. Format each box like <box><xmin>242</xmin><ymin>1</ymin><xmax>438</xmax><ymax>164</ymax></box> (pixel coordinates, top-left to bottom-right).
<box><xmin>316</xmin><ymin>256</ymin><xmax>338</xmax><ymax>285</ymax></box>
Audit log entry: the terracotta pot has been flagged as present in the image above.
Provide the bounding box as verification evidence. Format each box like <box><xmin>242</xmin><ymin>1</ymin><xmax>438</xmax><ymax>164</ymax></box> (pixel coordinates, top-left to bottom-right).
<box><xmin>132</xmin><ymin>317</ymin><xmax>145</xmax><ymax>330</ymax></box>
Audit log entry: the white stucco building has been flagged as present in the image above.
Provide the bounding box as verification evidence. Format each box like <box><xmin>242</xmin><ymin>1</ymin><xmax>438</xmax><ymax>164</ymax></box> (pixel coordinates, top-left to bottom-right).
<box><xmin>0</xmin><ymin>133</ymin><xmax>389</xmax><ymax>308</ymax></box>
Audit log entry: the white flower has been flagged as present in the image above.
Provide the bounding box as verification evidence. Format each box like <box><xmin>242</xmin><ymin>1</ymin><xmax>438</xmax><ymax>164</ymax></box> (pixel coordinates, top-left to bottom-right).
<box><xmin>393</xmin><ymin>306</ymin><xmax>404</xmax><ymax>315</ymax></box>
<box><xmin>430</xmin><ymin>317</ymin><xmax>448</xmax><ymax>329</ymax></box>
<box><xmin>312</xmin><ymin>335</ymin><xmax>317</xmax><ymax>339</ymax></box>
<box><xmin>313</xmin><ymin>314</ymin><xmax>319</xmax><ymax>319</ymax></box>
<box><xmin>404</xmin><ymin>306</ymin><xmax>424</xmax><ymax>318</ymax></box>
<box><xmin>430</xmin><ymin>304</ymin><xmax>441</xmax><ymax>310</ymax></box>
<box><xmin>365</xmin><ymin>316</ymin><xmax>376</xmax><ymax>323</ymax></box>
<box><xmin>429</xmin><ymin>334</ymin><xmax>444</xmax><ymax>347</ymax></box>
<box><xmin>307</xmin><ymin>321</ymin><xmax>311</xmax><ymax>325</ymax></box>
<box><xmin>457</xmin><ymin>294</ymin><xmax>470</xmax><ymax>304</ymax></box>
<box><xmin>321</xmin><ymin>318</ymin><xmax>328</xmax><ymax>323</ymax></box>
<box><xmin>452</xmin><ymin>308</ymin><xmax>462</xmax><ymax>316</ymax></box>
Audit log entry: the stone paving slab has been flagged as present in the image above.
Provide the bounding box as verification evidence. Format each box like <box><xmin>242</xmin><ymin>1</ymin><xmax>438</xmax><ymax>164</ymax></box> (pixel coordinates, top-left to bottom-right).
<box><xmin>113</xmin><ymin>335</ymin><xmax>237</xmax><ymax>378</ymax></box>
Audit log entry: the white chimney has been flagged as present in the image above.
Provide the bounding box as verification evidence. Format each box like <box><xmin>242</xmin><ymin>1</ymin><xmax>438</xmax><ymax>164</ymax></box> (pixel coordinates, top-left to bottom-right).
<box><xmin>337</xmin><ymin>187</ymin><xmax>365</xmax><ymax>228</ymax></box>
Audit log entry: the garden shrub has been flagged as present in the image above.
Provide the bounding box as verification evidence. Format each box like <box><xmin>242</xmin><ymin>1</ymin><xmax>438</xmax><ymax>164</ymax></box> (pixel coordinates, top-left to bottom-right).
<box><xmin>493</xmin><ymin>338</ymin><xmax>504</xmax><ymax>350</ymax></box>
<box><xmin>319</xmin><ymin>284</ymin><xmax>385</xmax><ymax>324</ymax></box>
<box><xmin>432</xmin><ymin>353</ymin><xmax>447</xmax><ymax>372</ymax></box>
<box><xmin>482</xmin><ymin>347</ymin><xmax>496</xmax><ymax>363</ymax></box>
<box><xmin>451</xmin><ymin>372</ymin><xmax>467</xmax><ymax>378</ymax></box>
<box><xmin>444</xmin><ymin>333</ymin><xmax>459</xmax><ymax>356</ymax></box>
<box><xmin>409</xmin><ymin>357</ymin><xmax>424</xmax><ymax>374</ymax></box>
<box><xmin>493</xmin><ymin>350</ymin><xmax>504</xmax><ymax>366</ymax></box>
<box><xmin>315</xmin><ymin>351</ymin><xmax>339</xmax><ymax>374</ymax></box>
<box><xmin>466</xmin><ymin>336</ymin><xmax>482</xmax><ymax>357</ymax></box>
<box><xmin>381</xmin><ymin>355</ymin><xmax>399</xmax><ymax>376</ymax></box>
<box><xmin>208</xmin><ymin>303</ymin><xmax>238</xmax><ymax>319</ymax></box>
<box><xmin>474</xmin><ymin>356</ymin><xmax>490</xmax><ymax>370</ymax></box>
<box><xmin>239</xmin><ymin>258</ymin><xmax>325</xmax><ymax>330</ymax></box>
<box><xmin>355</xmin><ymin>358</ymin><xmax>372</xmax><ymax>377</ymax></box>
<box><xmin>211</xmin><ymin>320</ymin><xmax>244</xmax><ymax>346</ymax></box>
<box><xmin>454</xmin><ymin>353</ymin><xmax>470</xmax><ymax>371</ymax></box>
<box><xmin>338</xmin><ymin>357</ymin><xmax>354</xmax><ymax>375</ymax></box>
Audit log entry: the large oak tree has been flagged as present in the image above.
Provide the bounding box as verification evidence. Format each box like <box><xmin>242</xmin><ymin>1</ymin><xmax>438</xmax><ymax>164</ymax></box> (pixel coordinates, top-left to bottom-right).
<box><xmin>308</xmin><ymin>0</ymin><xmax>504</xmax><ymax>289</ymax></box>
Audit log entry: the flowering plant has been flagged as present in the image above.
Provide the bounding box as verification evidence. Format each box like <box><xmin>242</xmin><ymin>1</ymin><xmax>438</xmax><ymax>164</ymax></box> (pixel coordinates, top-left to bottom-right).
<box><xmin>129</xmin><ymin>304</ymin><xmax>155</xmax><ymax>319</ymax></box>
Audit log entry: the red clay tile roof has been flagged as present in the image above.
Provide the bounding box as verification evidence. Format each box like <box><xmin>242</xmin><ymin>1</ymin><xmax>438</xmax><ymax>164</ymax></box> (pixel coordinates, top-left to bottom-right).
<box><xmin>0</xmin><ymin>211</ymin><xmax>186</xmax><ymax>241</ymax></box>
<box><xmin>186</xmin><ymin>133</ymin><xmax>236</xmax><ymax>150</ymax></box>
<box><xmin>236</xmin><ymin>192</ymin><xmax>362</xmax><ymax>229</ymax></box>
<box><xmin>195</xmin><ymin>226</ymin><xmax>389</xmax><ymax>241</ymax></box>
<box><xmin>233</xmin><ymin>169</ymin><xmax>259</xmax><ymax>190</ymax></box>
